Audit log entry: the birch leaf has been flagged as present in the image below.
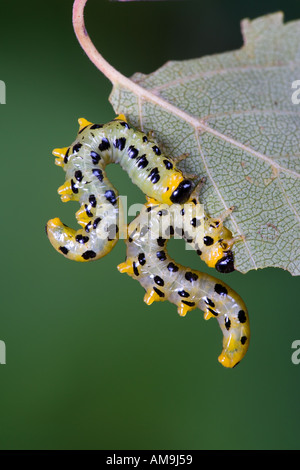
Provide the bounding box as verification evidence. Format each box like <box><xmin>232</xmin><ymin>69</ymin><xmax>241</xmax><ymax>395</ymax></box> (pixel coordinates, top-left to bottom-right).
<box><xmin>109</xmin><ymin>12</ymin><xmax>300</xmax><ymax>275</ymax></box>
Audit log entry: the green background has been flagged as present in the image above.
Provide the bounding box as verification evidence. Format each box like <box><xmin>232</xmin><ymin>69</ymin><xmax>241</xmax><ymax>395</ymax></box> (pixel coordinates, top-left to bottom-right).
<box><xmin>0</xmin><ymin>0</ymin><xmax>299</xmax><ymax>450</ymax></box>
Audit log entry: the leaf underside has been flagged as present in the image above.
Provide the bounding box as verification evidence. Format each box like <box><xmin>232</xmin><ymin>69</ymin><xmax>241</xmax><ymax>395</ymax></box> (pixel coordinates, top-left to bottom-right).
<box><xmin>110</xmin><ymin>12</ymin><xmax>300</xmax><ymax>275</ymax></box>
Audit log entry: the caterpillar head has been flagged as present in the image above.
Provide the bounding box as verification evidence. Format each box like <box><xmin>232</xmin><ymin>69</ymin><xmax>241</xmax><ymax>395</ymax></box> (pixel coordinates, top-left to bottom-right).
<box><xmin>161</xmin><ymin>173</ymin><xmax>194</xmax><ymax>204</ymax></box>
<box><xmin>170</xmin><ymin>179</ymin><xmax>194</xmax><ymax>204</ymax></box>
<box><xmin>215</xmin><ymin>251</ymin><xmax>235</xmax><ymax>273</ymax></box>
<box><xmin>200</xmin><ymin>221</ymin><xmax>236</xmax><ymax>273</ymax></box>
<box><xmin>200</xmin><ymin>243</ymin><xmax>235</xmax><ymax>273</ymax></box>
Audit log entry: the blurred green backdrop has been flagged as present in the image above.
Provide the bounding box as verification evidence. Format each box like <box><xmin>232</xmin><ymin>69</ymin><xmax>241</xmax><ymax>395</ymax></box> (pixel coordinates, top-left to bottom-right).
<box><xmin>0</xmin><ymin>0</ymin><xmax>299</xmax><ymax>450</ymax></box>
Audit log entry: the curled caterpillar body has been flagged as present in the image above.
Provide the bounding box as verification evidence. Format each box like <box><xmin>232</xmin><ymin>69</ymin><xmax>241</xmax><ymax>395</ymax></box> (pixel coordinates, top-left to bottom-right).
<box><xmin>118</xmin><ymin>202</ymin><xmax>250</xmax><ymax>368</ymax></box>
<box><xmin>46</xmin><ymin>116</ymin><xmax>194</xmax><ymax>262</ymax></box>
<box><xmin>144</xmin><ymin>197</ymin><xmax>239</xmax><ymax>273</ymax></box>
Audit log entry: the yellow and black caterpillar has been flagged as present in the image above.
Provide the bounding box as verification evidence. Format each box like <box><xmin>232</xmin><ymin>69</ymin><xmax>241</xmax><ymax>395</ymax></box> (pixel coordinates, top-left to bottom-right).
<box><xmin>46</xmin><ymin>115</ymin><xmax>238</xmax><ymax>272</ymax></box>
<box><xmin>46</xmin><ymin>115</ymin><xmax>193</xmax><ymax>262</ymax></box>
<box><xmin>46</xmin><ymin>115</ymin><xmax>249</xmax><ymax>367</ymax></box>
<box><xmin>118</xmin><ymin>199</ymin><xmax>250</xmax><ymax>368</ymax></box>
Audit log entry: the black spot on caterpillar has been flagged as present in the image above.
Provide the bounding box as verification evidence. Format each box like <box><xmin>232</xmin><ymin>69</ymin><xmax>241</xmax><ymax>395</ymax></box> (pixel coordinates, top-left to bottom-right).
<box><xmin>118</xmin><ymin>201</ymin><xmax>250</xmax><ymax>368</ymax></box>
<box><xmin>46</xmin><ymin>115</ymin><xmax>194</xmax><ymax>262</ymax></box>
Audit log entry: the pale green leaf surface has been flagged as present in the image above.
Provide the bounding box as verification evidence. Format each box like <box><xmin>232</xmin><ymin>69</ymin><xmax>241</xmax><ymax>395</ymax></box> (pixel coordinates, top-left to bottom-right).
<box><xmin>110</xmin><ymin>12</ymin><xmax>300</xmax><ymax>275</ymax></box>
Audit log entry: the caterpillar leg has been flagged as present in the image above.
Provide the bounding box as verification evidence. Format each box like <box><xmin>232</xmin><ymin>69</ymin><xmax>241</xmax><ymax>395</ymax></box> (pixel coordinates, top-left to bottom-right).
<box><xmin>117</xmin><ymin>261</ymin><xmax>134</xmax><ymax>275</ymax></box>
<box><xmin>173</xmin><ymin>152</ymin><xmax>189</xmax><ymax>164</ymax></box>
<box><xmin>118</xmin><ymin>265</ymin><xmax>166</xmax><ymax>306</ymax></box>
<box><xmin>188</xmin><ymin>178</ymin><xmax>206</xmax><ymax>201</ymax></box>
<box><xmin>52</xmin><ymin>147</ymin><xmax>69</xmax><ymax>167</ymax></box>
<box><xmin>177</xmin><ymin>303</ymin><xmax>196</xmax><ymax>317</ymax></box>
<box><xmin>143</xmin><ymin>289</ymin><xmax>164</xmax><ymax>305</ymax></box>
<box><xmin>147</xmin><ymin>130</ymin><xmax>156</xmax><ymax>141</ymax></box>
<box><xmin>183</xmin><ymin>172</ymin><xmax>199</xmax><ymax>181</ymax></box>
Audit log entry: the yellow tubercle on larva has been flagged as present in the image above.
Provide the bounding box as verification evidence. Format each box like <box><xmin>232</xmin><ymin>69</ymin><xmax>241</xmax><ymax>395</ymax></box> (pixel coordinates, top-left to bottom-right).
<box><xmin>47</xmin><ymin>217</ymin><xmax>65</xmax><ymax>232</ymax></box>
<box><xmin>203</xmin><ymin>310</ymin><xmax>215</xmax><ymax>321</ymax></box>
<box><xmin>177</xmin><ymin>303</ymin><xmax>195</xmax><ymax>317</ymax></box>
<box><xmin>143</xmin><ymin>290</ymin><xmax>163</xmax><ymax>305</ymax></box>
<box><xmin>54</xmin><ymin>158</ymin><xmax>64</xmax><ymax>167</ymax></box>
<box><xmin>52</xmin><ymin>147</ymin><xmax>68</xmax><ymax>157</ymax></box>
<box><xmin>75</xmin><ymin>204</ymin><xmax>92</xmax><ymax>227</ymax></box>
<box><xmin>145</xmin><ymin>196</ymin><xmax>160</xmax><ymax>207</ymax></box>
<box><xmin>52</xmin><ymin>147</ymin><xmax>69</xmax><ymax>167</ymax></box>
<box><xmin>57</xmin><ymin>181</ymin><xmax>75</xmax><ymax>202</ymax></box>
<box><xmin>114</xmin><ymin>114</ymin><xmax>127</xmax><ymax>122</ymax></box>
<box><xmin>78</xmin><ymin>117</ymin><xmax>92</xmax><ymax>131</ymax></box>
<box><xmin>117</xmin><ymin>261</ymin><xmax>134</xmax><ymax>275</ymax></box>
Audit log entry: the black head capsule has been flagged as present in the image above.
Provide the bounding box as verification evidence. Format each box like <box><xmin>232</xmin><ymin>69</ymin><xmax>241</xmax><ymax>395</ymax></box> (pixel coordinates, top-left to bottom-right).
<box><xmin>215</xmin><ymin>251</ymin><xmax>235</xmax><ymax>273</ymax></box>
<box><xmin>170</xmin><ymin>179</ymin><xmax>193</xmax><ymax>204</ymax></box>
